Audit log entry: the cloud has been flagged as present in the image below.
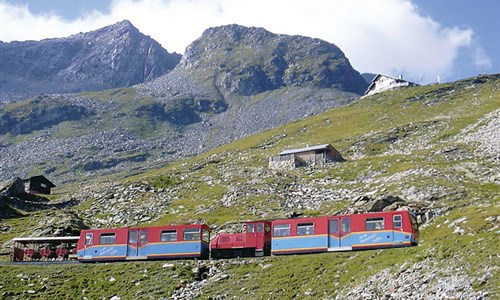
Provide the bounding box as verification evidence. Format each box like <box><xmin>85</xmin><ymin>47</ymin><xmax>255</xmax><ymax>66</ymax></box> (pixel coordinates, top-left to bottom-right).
<box><xmin>473</xmin><ymin>47</ymin><xmax>493</xmax><ymax>69</ymax></box>
<box><xmin>0</xmin><ymin>0</ymin><xmax>485</xmax><ymax>83</ymax></box>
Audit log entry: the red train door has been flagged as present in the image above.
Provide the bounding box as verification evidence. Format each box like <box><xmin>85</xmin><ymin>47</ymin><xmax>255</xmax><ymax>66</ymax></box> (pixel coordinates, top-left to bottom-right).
<box><xmin>127</xmin><ymin>229</ymin><xmax>139</xmax><ymax>258</ymax></box>
<box><xmin>328</xmin><ymin>218</ymin><xmax>340</xmax><ymax>250</ymax></box>
<box><xmin>246</xmin><ymin>221</ymin><xmax>271</xmax><ymax>256</ymax></box>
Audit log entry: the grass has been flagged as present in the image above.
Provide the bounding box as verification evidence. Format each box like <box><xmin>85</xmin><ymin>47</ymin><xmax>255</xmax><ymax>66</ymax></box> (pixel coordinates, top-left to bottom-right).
<box><xmin>0</xmin><ymin>260</ymin><xmax>196</xmax><ymax>299</ymax></box>
<box><xmin>1</xmin><ymin>75</ymin><xmax>499</xmax><ymax>297</ymax></box>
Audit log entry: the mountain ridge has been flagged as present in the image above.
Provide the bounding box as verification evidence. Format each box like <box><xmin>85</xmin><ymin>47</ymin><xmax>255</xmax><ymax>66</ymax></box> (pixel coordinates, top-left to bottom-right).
<box><xmin>0</xmin><ymin>20</ymin><xmax>181</xmax><ymax>104</ymax></box>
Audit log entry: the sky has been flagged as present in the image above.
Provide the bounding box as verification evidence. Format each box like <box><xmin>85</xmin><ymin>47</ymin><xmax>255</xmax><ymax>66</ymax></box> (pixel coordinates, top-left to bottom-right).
<box><xmin>1</xmin><ymin>0</ymin><xmax>499</xmax><ymax>84</ymax></box>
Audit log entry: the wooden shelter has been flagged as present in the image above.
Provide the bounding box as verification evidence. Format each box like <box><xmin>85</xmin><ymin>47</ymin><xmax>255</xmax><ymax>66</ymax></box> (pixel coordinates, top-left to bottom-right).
<box><xmin>24</xmin><ymin>175</ymin><xmax>56</xmax><ymax>195</ymax></box>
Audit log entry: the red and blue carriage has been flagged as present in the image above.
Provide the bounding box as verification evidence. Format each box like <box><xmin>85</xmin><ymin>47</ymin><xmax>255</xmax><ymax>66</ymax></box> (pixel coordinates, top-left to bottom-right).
<box><xmin>77</xmin><ymin>224</ymin><xmax>211</xmax><ymax>262</ymax></box>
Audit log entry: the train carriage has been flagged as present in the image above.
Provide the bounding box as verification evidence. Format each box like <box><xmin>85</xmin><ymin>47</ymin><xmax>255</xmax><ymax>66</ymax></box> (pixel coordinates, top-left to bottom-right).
<box><xmin>77</xmin><ymin>224</ymin><xmax>210</xmax><ymax>262</ymax></box>
<box><xmin>210</xmin><ymin>220</ymin><xmax>272</xmax><ymax>258</ymax></box>
<box><xmin>271</xmin><ymin>210</ymin><xmax>418</xmax><ymax>255</ymax></box>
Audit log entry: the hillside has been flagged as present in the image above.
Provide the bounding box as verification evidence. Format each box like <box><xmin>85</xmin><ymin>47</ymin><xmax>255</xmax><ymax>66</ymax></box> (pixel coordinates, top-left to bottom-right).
<box><xmin>0</xmin><ymin>24</ymin><xmax>364</xmax><ymax>184</ymax></box>
<box><xmin>0</xmin><ymin>20</ymin><xmax>181</xmax><ymax>104</ymax></box>
<box><xmin>0</xmin><ymin>74</ymin><xmax>498</xmax><ymax>299</ymax></box>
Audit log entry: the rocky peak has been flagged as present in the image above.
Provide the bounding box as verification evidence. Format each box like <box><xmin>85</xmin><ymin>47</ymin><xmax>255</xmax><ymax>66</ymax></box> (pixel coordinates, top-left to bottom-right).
<box><xmin>0</xmin><ymin>20</ymin><xmax>181</xmax><ymax>103</ymax></box>
<box><xmin>69</xmin><ymin>20</ymin><xmax>141</xmax><ymax>42</ymax></box>
<box><xmin>179</xmin><ymin>24</ymin><xmax>367</xmax><ymax>95</ymax></box>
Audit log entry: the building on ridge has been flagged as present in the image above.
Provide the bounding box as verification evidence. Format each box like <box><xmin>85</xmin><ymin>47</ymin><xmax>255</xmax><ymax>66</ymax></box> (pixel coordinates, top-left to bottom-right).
<box><xmin>363</xmin><ymin>74</ymin><xmax>418</xmax><ymax>97</ymax></box>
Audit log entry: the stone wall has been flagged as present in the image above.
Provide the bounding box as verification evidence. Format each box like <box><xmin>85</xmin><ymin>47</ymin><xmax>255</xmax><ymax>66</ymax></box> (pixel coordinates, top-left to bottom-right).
<box><xmin>268</xmin><ymin>158</ymin><xmax>296</xmax><ymax>170</ymax></box>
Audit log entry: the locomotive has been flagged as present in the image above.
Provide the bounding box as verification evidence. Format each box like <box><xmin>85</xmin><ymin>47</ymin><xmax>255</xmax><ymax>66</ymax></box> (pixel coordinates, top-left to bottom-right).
<box><xmin>11</xmin><ymin>210</ymin><xmax>418</xmax><ymax>262</ymax></box>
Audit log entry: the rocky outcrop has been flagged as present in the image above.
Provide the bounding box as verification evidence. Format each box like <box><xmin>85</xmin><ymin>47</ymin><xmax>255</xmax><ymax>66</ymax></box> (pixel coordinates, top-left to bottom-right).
<box><xmin>147</xmin><ymin>24</ymin><xmax>367</xmax><ymax>98</ymax></box>
<box><xmin>0</xmin><ymin>20</ymin><xmax>181</xmax><ymax>103</ymax></box>
<box><xmin>29</xmin><ymin>211</ymin><xmax>88</xmax><ymax>237</ymax></box>
<box><xmin>0</xmin><ymin>177</ymin><xmax>25</xmax><ymax>197</ymax></box>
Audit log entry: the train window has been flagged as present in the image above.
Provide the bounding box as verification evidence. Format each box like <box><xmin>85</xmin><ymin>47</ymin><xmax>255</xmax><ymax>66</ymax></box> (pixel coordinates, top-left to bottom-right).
<box><xmin>183</xmin><ymin>228</ymin><xmax>200</xmax><ymax>241</ymax></box>
<box><xmin>100</xmin><ymin>233</ymin><xmax>116</xmax><ymax>245</ymax></box>
<box><xmin>128</xmin><ymin>231</ymin><xmax>137</xmax><ymax>243</ymax></box>
<box><xmin>140</xmin><ymin>230</ymin><xmax>148</xmax><ymax>244</ymax></box>
<box><xmin>393</xmin><ymin>215</ymin><xmax>402</xmax><ymax>228</ymax></box>
<box><xmin>273</xmin><ymin>224</ymin><xmax>290</xmax><ymax>237</ymax></box>
<box><xmin>85</xmin><ymin>233</ymin><xmax>93</xmax><ymax>245</ymax></box>
<box><xmin>257</xmin><ymin>223</ymin><xmax>264</xmax><ymax>233</ymax></box>
<box><xmin>247</xmin><ymin>224</ymin><xmax>256</xmax><ymax>233</ymax></box>
<box><xmin>329</xmin><ymin>220</ymin><xmax>338</xmax><ymax>234</ymax></box>
<box><xmin>342</xmin><ymin>219</ymin><xmax>351</xmax><ymax>233</ymax></box>
<box><xmin>366</xmin><ymin>218</ymin><xmax>385</xmax><ymax>230</ymax></box>
<box><xmin>160</xmin><ymin>230</ymin><xmax>177</xmax><ymax>242</ymax></box>
<box><xmin>202</xmin><ymin>229</ymin><xmax>210</xmax><ymax>242</ymax></box>
<box><xmin>297</xmin><ymin>223</ymin><xmax>314</xmax><ymax>235</ymax></box>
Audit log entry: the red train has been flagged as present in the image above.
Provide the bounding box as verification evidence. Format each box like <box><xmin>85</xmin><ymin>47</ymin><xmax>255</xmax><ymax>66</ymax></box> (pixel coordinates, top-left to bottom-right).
<box><xmin>11</xmin><ymin>210</ymin><xmax>418</xmax><ymax>262</ymax></box>
<box><xmin>210</xmin><ymin>210</ymin><xmax>418</xmax><ymax>257</ymax></box>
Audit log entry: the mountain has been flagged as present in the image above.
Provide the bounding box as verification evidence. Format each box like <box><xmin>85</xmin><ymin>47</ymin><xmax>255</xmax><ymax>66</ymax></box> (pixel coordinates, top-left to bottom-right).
<box><xmin>0</xmin><ymin>20</ymin><xmax>181</xmax><ymax>104</ymax></box>
<box><xmin>0</xmin><ymin>24</ymin><xmax>366</xmax><ymax>184</ymax></box>
<box><xmin>0</xmin><ymin>74</ymin><xmax>498</xmax><ymax>298</ymax></box>
<box><xmin>361</xmin><ymin>72</ymin><xmax>377</xmax><ymax>84</ymax></box>
<box><xmin>144</xmin><ymin>24</ymin><xmax>367</xmax><ymax>98</ymax></box>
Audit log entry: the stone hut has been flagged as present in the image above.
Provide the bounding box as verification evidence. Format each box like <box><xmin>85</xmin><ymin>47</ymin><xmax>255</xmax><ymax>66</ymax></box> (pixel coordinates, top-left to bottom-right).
<box><xmin>269</xmin><ymin>144</ymin><xmax>344</xmax><ymax>170</ymax></box>
<box><xmin>364</xmin><ymin>74</ymin><xmax>418</xmax><ymax>97</ymax></box>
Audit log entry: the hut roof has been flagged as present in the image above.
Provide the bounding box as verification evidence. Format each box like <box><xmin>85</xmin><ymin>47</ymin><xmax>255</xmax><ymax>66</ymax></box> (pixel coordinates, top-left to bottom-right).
<box><xmin>279</xmin><ymin>144</ymin><xmax>333</xmax><ymax>156</ymax></box>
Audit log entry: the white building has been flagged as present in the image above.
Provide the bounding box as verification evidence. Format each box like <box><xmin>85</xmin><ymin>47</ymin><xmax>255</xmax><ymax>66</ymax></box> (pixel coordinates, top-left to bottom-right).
<box><xmin>364</xmin><ymin>74</ymin><xmax>418</xmax><ymax>97</ymax></box>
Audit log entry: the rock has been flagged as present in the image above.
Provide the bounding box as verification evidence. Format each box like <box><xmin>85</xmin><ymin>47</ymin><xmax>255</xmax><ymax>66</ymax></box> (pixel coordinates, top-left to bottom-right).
<box><xmin>163</xmin><ymin>263</ymin><xmax>175</xmax><ymax>269</ymax></box>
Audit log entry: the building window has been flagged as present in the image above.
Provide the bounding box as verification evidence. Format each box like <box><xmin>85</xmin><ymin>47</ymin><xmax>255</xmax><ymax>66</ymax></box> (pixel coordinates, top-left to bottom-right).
<box><xmin>183</xmin><ymin>228</ymin><xmax>200</xmax><ymax>241</ymax></box>
<box><xmin>273</xmin><ymin>224</ymin><xmax>290</xmax><ymax>237</ymax></box>
<box><xmin>202</xmin><ymin>229</ymin><xmax>210</xmax><ymax>242</ymax></box>
<box><xmin>366</xmin><ymin>218</ymin><xmax>385</xmax><ymax>230</ymax></box>
<box><xmin>40</xmin><ymin>183</ymin><xmax>47</xmax><ymax>188</ymax></box>
<box><xmin>297</xmin><ymin>223</ymin><xmax>314</xmax><ymax>235</ymax></box>
<box><xmin>393</xmin><ymin>215</ymin><xmax>402</xmax><ymax>229</ymax></box>
<box><xmin>85</xmin><ymin>233</ymin><xmax>93</xmax><ymax>245</ymax></box>
<box><xmin>160</xmin><ymin>230</ymin><xmax>177</xmax><ymax>242</ymax></box>
<box><xmin>100</xmin><ymin>233</ymin><xmax>116</xmax><ymax>245</ymax></box>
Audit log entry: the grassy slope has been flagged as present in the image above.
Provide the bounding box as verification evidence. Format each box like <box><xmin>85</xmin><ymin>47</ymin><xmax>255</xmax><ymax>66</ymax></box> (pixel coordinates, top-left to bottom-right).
<box><xmin>0</xmin><ymin>75</ymin><xmax>499</xmax><ymax>298</ymax></box>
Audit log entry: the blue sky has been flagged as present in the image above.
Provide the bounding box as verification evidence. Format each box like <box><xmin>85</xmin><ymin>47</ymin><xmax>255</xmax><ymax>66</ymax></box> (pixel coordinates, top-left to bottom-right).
<box><xmin>1</xmin><ymin>0</ymin><xmax>498</xmax><ymax>84</ymax></box>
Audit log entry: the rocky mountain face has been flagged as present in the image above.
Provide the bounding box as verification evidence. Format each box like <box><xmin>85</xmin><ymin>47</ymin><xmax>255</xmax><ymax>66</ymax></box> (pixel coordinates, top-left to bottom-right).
<box><xmin>0</xmin><ymin>24</ymin><xmax>365</xmax><ymax>184</ymax></box>
<box><xmin>0</xmin><ymin>20</ymin><xmax>181</xmax><ymax>104</ymax></box>
<box><xmin>142</xmin><ymin>24</ymin><xmax>367</xmax><ymax>99</ymax></box>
